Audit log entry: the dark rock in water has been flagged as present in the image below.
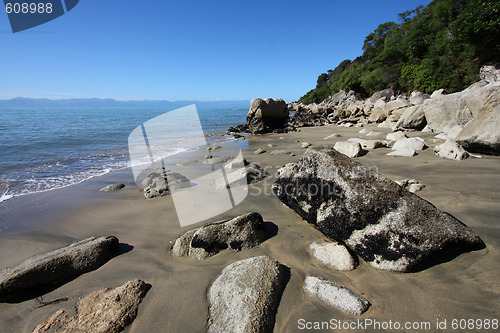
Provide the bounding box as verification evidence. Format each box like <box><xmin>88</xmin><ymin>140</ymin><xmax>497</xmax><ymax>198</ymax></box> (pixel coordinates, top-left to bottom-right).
<box><xmin>272</xmin><ymin>147</ymin><xmax>484</xmax><ymax>272</ymax></box>
<box><xmin>227</xmin><ymin>124</ymin><xmax>249</xmax><ymax>134</ymax></box>
<box><xmin>172</xmin><ymin>212</ymin><xmax>266</xmax><ymax>260</ymax></box>
<box><xmin>208</xmin><ymin>256</ymin><xmax>284</xmax><ymax>333</ymax></box>
<box><xmin>36</xmin><ymin>279</ymin><xmax>149</xmax><ymax>333</ymax></box>
<box><xmin>247</xmin><ymin>98</ymin><xmax>289</xmax><ymax>134</ymax></box>
<box><xmin>456</xmin><ymin>86</ymin><xmax>500</xmax><ymax>155</ymax></box>
<box><xmin>99</xmin><ymin>183</ymin><xmax>125</xmax><ymax>192</ymax></box>
<box><xmin>0</xmin><ymin>236</ymin><xmax>119</xmax><ymax>302</ymax></box>
<box><xmin>142</xmin><ymin>172</ymin><xmax>191</xmax><ymax>199</ymax></box>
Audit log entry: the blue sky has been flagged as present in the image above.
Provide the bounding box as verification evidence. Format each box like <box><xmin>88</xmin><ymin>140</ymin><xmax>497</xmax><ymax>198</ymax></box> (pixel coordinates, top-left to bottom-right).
<box><xmin>0</xmin><ymin>0</ymin><xmax>432</xmax><ymax>101</ymax></box>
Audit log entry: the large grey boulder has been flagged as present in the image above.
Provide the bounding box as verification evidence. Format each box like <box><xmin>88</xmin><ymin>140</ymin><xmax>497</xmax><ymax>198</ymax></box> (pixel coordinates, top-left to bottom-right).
<box><xmin>35</xmin><ymin>279</ymin><xmax>149</xmax><ymax>333</ymax></box>
<box><xmin>0</xmin><ymin>236</ymin><xmax>119</xmax><ymax>301</ymax></box>
<box><xmin>368</xmin><ymin>88</ymin><xmax>394</xmax><ymax>105</ymax></box>
<box><xmin>347</xmin><ymin>138</ymin><xmax>386</xmax><ymax>150</ymax></box>
<box><xmin>409</xmin><ymin>91</ymin><xmax>430</xmax><ymax>105</ymax></box>
<box><xmin>272</xmin><ymin>147</ymin><xmax>484</xmax><ymax>272</ymax></box>
<box><xmin>456</xmin><ymin>87</ymin><xmax>500</xmax><ymax>155</ymax></box>
<box><xmin>303</xmin><ymin>276</ymin><xmax>370</xmax><ymax>315</ymax></box>
<box><xmin>208</xmin><ymin>256</ymin><xmax>284</xmax><ymax>333</ymax></box>
<box><xmin>423</xmin><ymin>81</ymin><xmax>500</xmax><ymax>133</ymax></box>
<box><xmin>142</xmin><ymin>172</ymin><xmax>191</xmax><ymax>199</ymax></box>
<box><xmin>392</xmin><ymin>137</ymin><xmax>426</xmax><ymax>152</ymax></box>
<box><xmin>433</xmin><ymin>140</ymin><xmax>470</xmax><ymax>160</ymax></box>
<box><xmin>172</xmin><ymin>212</ymin><xmax>266</xmax><ymax>260</ymax></box>
<box><xmin>392</xmin><ymin>105</ymin><xmax>427</xmax><ymax>131</ymax></box>
<box><xmin>246</xmin><ymin>98</ymin><xmax>289</xmax><ymax>134</ymax></box>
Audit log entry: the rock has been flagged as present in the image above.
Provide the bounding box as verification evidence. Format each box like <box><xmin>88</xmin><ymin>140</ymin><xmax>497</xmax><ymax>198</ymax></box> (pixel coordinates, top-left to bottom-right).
<box><xmin>410</xmin><ymin>91</ymin><xmax>430</xmax><ymax>105</ymax></box>
<box><xmin>347</xmin><ymin>138</ymin><xmax>386</xmax><ymax>150</ymax></box>
<box><xmin>324</xmin><ymin>133</ymin><xmax>342</xmax><ymax>139</ymax></box>
<box><xmin>272</xmin><ymin>147</ymin><xmax>484</xmax><ymax>272</ymax></box>
<box><xmin>215</xmin><ymin>163</ymin><xmax>269</xmax><ymax>189</ymax></box>
<box><xmin>276</xmin><ymin>163</ymin><xmax>295</xmax><ymax>177</ymax></box>
<box><xmin>270</xmin><ymin>150</ymin><xmax>291</xmax><ymax>155</ymax></box>
<box><xmin>246</xmin><ymin>98</ymin><xmax>289</xmax><ymax>134</ymax></box>
<box><xmin>41</xmin><ymin>279</ymin><xmax>149</xmax><ymax>333</ymax></box>
<box><xmin>358</xmin><ymin>128</ymin><xmax>369</xmax><ymax>134</ymax></box>
<box><xmin>172</xmin><ymin>212</ymin><xmax>266</xmax><ymax>260</ymax></box>
<box><xmin>395</xmin><ymin>179</ymin><xmax>425</xmax><ymax>193</ymax></box>
<box><xmin>386</xmin><ymin>148</ymin><xmax>417</xmax><ymax>157</ymax></box>
<box><xmin>383</xmin><ymin>97</ymin><xmax>410</xmax><ymax>114</ymax></box>
<box><xmin>0</xmin><ymin>237</ymin><xmax>119</xmax><ymax>301</ymax></box>
<box><xmin>386</xmin><ymin>131</ymin><xmax>407</xmax><ymax>142</ymax></box>
<box><xmin>268</xmin><ymin>144</ymin><xmax>276</xmax><ymax>148</ymax></box>
<box><xmin>207</xmin><ymin>145</ymin><xmax>222</xmax><ymax>151</ymax></box>
<box><xmin>433</xmin><ymin>140</ymin><xmax>470</xmax><ymax>160</ymax></box>
<box><xmin>208</xmin><ymin>256</ymin><xmax>283</xmax><ymax>333</ymax></box>
<box><xmin>303</xmin><ymin>276</ymin><xmax>370</xmax><ymax>315</ymax></box>
<box><xmin>377</xmin><ymin>120</ymin><xmax>396</xmax><ymax>128</ymax></box>
<box><xmin>309</xmin><ymin>241</ymin><xmax>356</xmax><ymax>271</ymax></box>
<box><xmin>456</xmin><ymin>87</ymin><xmax>500</xmax><ymax>155</ymax></box>
<box><xmin>254</xmin><ymin>148</ymin><xmax>266</xmax><ymax>155</ymax></box>
<box><xmin>300</xmin><ymin>142</ymin><xmax>312</xmax><ymax>149</ymax></box>
<box><xmin>423</xmin><ymin>81</ymin><xmax>500</xmax><ymax>133</ymax></box>
<box><xmin>142</xmin><ymin>172</ymin><xmax>191</xmax><ymax>199</ymax></box>
<box><xmin>224</xmin><ymin>157</ymin><xmax>249</xmax><ymax>169</ymax></box>
<box><xmin>365</xmin><ymin>131</ymin><xmax>380</xmax><ymax>137</ymax></box>
<box><xmin>480</xmin><ymin>64</ymin><xmax>500</xmax><ymax>83</ymax></box>
<box><xmin>392</xmin><ymin>105</ymin><xmax>427</xmax><ymax>131</ymax></box>
<box><xmin>203</xmin><ymin>155</ymin><xmax>235</xmax><ymax>165</ymax></box>
<box><xmin>99</xmin><ymin>183</ymin><xmax>125</xmax><ymax>192</ymax></box>
<box><xmin>369</xmin><ymin>89</ymin><xmax>394</xmax><ymax>104</ymax></box>
<box><xmin>392</xmin><ymin>137</ymin><xmax>426</xmax><ymax>152</ymax></box>
<box><xmin>333</xmin><ymin>141</ymin><xmax>363</xmax><ymax>158</ymax></box>
<box><xmin>368</xmin><ymin>109</ymin><xmax>386</xmax><ymax>123</ymax></box>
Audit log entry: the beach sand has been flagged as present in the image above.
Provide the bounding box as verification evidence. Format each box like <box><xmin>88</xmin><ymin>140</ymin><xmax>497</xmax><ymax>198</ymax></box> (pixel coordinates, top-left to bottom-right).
<box><xmin>0</xmin><ymin>124</ymin><xmax>499</xmax><ymax>332</ymax></box>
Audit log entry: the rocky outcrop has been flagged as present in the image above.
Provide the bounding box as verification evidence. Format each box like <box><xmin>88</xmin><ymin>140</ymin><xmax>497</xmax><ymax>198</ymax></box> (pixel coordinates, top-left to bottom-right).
<box><xmin>309</xmin><ymin>241</ymin><xmax>356</xmax><ymax>271</ymax></box>
<box><xmin>142</xmin><ymin>172</ymin><xmax>191</xmax><ymax>199</ymax></box>
<box><xmin>172</xmin><ymin>212</ymin><xmax>266</xmax><ymax>260</ymax></box>
<box><xmin>456</xmin><ymin>87</ymin><xmax>500</xmax><ymax>155</ymax></box>
<box><xmin>247</xmin><ymin>98</ymin><xmax>289</xmax><ymax>134</ymax></box>
<box><xmin>433</xmin><ymin>140</ymin><xmax>470</xmax><ymax>160</ymax></box>
<box><xmin>36</xmin><ymin>279</ymin><xmax>149</xmax><ymax>333</ymax></box>
<box><xmin>272</xmin><ymin>147</ymin><xmax>484</xmax><ymax>272</ymax></box>
<box><xmin>0</xmin><ymin>236</ymin><xmax>119</xmax><ymax>301</ymax></box>
<box><xmin>208</xmin><ymin>256</ymin><xmax>284</xmax><ymax>333</ymax></box>
<box><xmin>423</xmin><ymin>80</ymin><xmax>500</xmax><ymax>134</ymax></box>
<box><xmin>303</xmin><ymin>276</ymin><xmax>370</xmax><ymax>315</ymax></box>
<box><xmin>99</xmin><ymin>183</ymin><xmax>125</xmax><ymax>192</ymax></box>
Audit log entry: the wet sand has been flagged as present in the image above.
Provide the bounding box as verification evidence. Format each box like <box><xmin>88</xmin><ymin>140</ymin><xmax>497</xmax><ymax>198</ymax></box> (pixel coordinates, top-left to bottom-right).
<box><xmin>0</xmin><ymin>124</ymin><xmax>499</xmax><ymax>332</ymax></box>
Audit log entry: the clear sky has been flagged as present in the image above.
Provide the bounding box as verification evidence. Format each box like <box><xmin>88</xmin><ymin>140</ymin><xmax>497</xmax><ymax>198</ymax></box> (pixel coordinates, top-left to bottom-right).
<box><xmin>0</xmin><ymin>0</ymin><xmax>432</xmax><ymax>101</ymax></box>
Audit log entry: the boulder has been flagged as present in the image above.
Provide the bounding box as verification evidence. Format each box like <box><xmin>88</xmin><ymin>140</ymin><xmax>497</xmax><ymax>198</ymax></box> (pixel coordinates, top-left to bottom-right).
<box><xmin>203</xmin><ymin>155</ymin><xmax>235</xmax><ymax>165</ymax></box>
<box><xmin>215</xmin><ymin>163</ymin><xmax>269</xmax><ymax>189</ymax></box>
<box><xmin>207</xmin><ymin>145</ymin><xmax>222</xmax><ymax>151</ymax></box>
<box><xmin>300</xmin><ymin>142</ymin><xmax>312</xmax><ymax>149</ymax></box>
<box><xmin>368</xmin><ymin>109</ymin><xmax>386</xmax><ymax>123</ymax></box>
<box><xmin>0</xmin><ymin>236</ymin><xmax>119</xmax><ymax>301</ymax></box>
<box><xmin>254</xmin><ymin>148</ymin><xmax>266</xmax><ymax>155</ymax></box>
<box><xmin>208</xmin><ymin>256</ymin><xmax>283</xmax><ymax>333</ymax></box>
<box><xmin>383</xmin><ymin>97</ymin><xmax>410</xmax><ymax>114</ymax></box>
<box><xmin>392</xmin><ymin>137</ymin><xmax>426</xmax><ymax>152</ymax></box>
<box><xmin>480</xmin><ymin>64</ymin><xmax>500</xmax><ymax>83</ymax></box>
<box><xmin>142</xmin><ymin>172</ymin><xmax>191</xmax><ymax>199</ymax></box>
<box><xmin>36</xmin><ymin>279</ymin><xmax>149</xmax><ymax>333</ymax></box>
<box><xmin>392</xmin><ymin>105</ymin><xmax>427</xmax><ymax>131</ymax></box>
<box><xmin>309</xmin><ymin>241</ymin><xmax>356</xmax><ymax>271</ymax></box>
<box><xmin>347</xmin><ymin>138</ymin><xmax>386</xmax><ymax>150</ymax></box>
<box><xmin>270</xmin><ymin>150</ymin><xmax>291</xmax><ymax>155</ymax></box>
<box><xmin>272</xmin><ymin>147</ymin><xmax>484</xmax><ymax>272</ymax></box>
<box><xmin>303</xmin><ymin>276</ymin><xmax>370</xmax><ymax>315</ymax></box>
<box><xmin>324</xmin><ymin>133</ymin><xmax>342</xmax><ymax>140</ymax></box>
<box><xmin>386</xmin><ymin>148</ymin><xmax>417</xmax><ymax>157</ymax></box>
<box><xmin>172</xmin><ymin>212</ymin><xmax>266</xmax><ymax>260</ymax></box>
<box><xmin>410</xmin><ymin>91</ymin><xmax>430</xmax><ymax>105</ymax></box>
<box><xmin>334</xmin><ymin>141</ymin><xmax>363</xmax><ymax>158</ymax></box>
<box><xmin>99</xmin><ymin>183</ymin><xmax>125</xmax><ymax>192</ymax></box>
<box><xmin>433</xmin><ymin>140</ymin><xmax>470</xmax><ymax>160</ymax></box>
<box><xmin>369</xmin><ymin>89</ymin><xmax>394</xmax><ymax>105</ymax></box>
<box><xmin>423</xmin><ymin>81</ymin><xmax>500</xmax><ymax>133</ymax></box>
<box><xmin>456</xmin><ymin>87</ymin><xmax>500</xmax><ymax>155</ymax></box>
<box><xmin>386</xmin><ymin>131</ymin><xmax>407</xmax><ymax>142</ymax></box>
<box><xmin>395</xmin><ymin>179</ymin><xmax>425</xmax><ymax>193</ymax></box>
<box><xmin>246</xmin><ymin>98</ymin><xmax>289</xmax><ymax>134</ymax></box>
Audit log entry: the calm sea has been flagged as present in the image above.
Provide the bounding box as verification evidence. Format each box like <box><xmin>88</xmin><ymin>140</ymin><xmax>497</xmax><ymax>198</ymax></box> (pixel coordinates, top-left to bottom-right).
<box><xmin>0</xmin><ymin>100</ymin><xmax>250</xmax><ymax>202</ymax></box>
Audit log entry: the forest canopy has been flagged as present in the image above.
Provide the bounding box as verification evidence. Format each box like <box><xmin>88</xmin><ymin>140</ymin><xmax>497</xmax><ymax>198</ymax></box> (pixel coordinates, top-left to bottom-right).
<box><xmin>300</xmin><ymin>0</ymin><xmax>500</xmax><ymax>104</ymax></box>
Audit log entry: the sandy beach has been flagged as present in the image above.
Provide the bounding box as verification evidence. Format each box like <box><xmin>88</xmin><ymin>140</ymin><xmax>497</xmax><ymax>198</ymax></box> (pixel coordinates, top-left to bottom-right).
<box><xmin>0</xmin><ymin>123</ymin><xmax>499</xmax><ymax>332</ymax></box>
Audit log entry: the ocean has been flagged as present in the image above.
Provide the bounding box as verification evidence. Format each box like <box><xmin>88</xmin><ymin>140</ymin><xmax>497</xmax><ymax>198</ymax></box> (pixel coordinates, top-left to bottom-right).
<box><xmin>0</xmin><ymin>100</ymin><xmax>250</xmax><ymax>202</ymax></box>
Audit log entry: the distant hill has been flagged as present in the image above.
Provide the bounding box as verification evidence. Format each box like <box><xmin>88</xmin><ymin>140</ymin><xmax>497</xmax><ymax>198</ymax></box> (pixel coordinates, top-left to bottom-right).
<box><xmin>300</xmin><ymin>0</ymin><xmax>500</xmax><ymax>104</ymax></box>
<box><xmin>0</xmin><ymin>97</ymin><xmax>250</xmax><ymax>108</ymax></box>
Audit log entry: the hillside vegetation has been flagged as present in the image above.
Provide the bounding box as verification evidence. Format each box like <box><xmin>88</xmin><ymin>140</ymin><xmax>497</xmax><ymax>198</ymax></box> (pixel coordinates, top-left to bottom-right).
<box><xmin>300</xmin><ymin>0</ymin><xmax>500</xmax><ymax>104</ymax></box>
